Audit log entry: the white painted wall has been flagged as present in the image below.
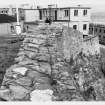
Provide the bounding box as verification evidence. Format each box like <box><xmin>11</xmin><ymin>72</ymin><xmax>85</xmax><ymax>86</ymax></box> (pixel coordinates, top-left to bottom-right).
<box><xmin>70</xmin><ymin>9</ymin><xmax>91</xmax><ymax>21</ymax></box>
<box><xmin>69</xmin><ymin>21</ymin><xmax>89</xmax><ymax>35</ymax></box>
<box><xmin>57</xmin><ymin>8</ymin><xmax>91</xmax><ymax>22</ymax></box>
<box><xmin>0</xmin><ymin>22</ymin><xmax>23</xmax><ymax>35</ymax></box>
<box><xmin>24</xmin><ymin>10</ymin><xmax>39</xmax><ymax>22</ymax></box>
<box><xmin>56</xmin><ymin>21</ymin><xmax>89</xmax><ymax>35</ymax></box>
<box><xmin>57</xmin><ymin>9</ymin><xmax>69</xmax><ymax>20</ymax></box>
<box><xmin>56</xmin><ymin>8</ymin><xmax>91</xmax><ymax>35</ymax></box>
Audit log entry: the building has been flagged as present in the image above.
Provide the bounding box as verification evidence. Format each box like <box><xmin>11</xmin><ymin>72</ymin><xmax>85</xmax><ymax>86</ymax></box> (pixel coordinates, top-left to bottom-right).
<box><xmin>0</xmin><ymin>8</ymin><xmax>9</xmax><ymax>15</ymax></box>
<box><xmin>24</xmin><ymin>9</ymin><xmax>39</xmax><ymax>22</ymax></box>
<box><xmin>8</xmin><ymin>8</ymin><xmax>24</xmax><ymax>20</ymax></box>
<box><xmin>23</xmin><ymin>5</ymin><xmax>91</xmax><ymax>35</ymax></box>
<box><xmin>89</xmin><ymin>23</ymin><xmax>105</xmax><ymax>44</ymax></box>
<box><xmin>38</xmin><ymin>5</ymin><xmax>91</xmax><ymax>35</ymax></box>
<box><xmin>0</xmin><ymin>14</ymin><xmax>23</xmax><ymax>35</ymax></box>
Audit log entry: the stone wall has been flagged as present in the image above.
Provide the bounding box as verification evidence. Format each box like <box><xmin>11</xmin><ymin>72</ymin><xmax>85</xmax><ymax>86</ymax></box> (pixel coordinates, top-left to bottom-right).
<box><xmin>0</xmin><ymin>23</ymin><xmax>100</xmax><ymax>101</ymax></box>
<box><xmin>82</xmin><ymin>35</ymin><xmax>100</xmax><ymax>55</ymax></box>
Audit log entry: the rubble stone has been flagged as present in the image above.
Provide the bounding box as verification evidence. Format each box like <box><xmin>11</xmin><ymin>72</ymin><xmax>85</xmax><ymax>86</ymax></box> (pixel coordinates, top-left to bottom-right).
<box><xmin>30</xmin><ymin>89</ymin><xmax>53</xmax><ymax>101</ymax></box>
<box><xmin>9</xmin><ymin>85</ymin><xmax>30</xmax><ymax>100</ymax></box>
<box><xmin>15</xmin><ymin>77</ymin><xmax>32</xmax><ymax>87</ymax></box>
<box><xmin>1</xmin><ymin>23</ymin><xmax>100</xmax><ymax>101</ymax></box>
<box><xmin>0</xmin><ymin>89</ymin><xmax>12</xmax><ymax>101</ymax></box>
<box><xmin>12</xmin><ymin>67</ymin><xmax>28</xmax><ymax>75</ymax></box>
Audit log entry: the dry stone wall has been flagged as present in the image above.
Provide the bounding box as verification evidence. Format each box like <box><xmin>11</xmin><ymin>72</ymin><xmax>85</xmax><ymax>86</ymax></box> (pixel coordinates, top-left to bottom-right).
<box><xmin>0</xmin><ymin>23</ymin><xmax>100</xmax><ymax>101</ymax></box>
<box><xmin>83</xmin><ymin>36</ymin><xmax>100</xmax><ymax>55</ymax></box>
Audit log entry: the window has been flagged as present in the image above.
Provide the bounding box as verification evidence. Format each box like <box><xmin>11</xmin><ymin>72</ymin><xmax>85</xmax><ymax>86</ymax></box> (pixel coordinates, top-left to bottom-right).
<box><xmin>74</xmin><ymin>10</ymin><xmax>78</xmax><ymax>16</ymax></box>
<box><xmin>104</xmin><ymin>30</ymin><xmax>105</xmax><ymax>33</ymax></box>
<box><xmin>46</xmin><ymin>10</ymin><xmax>47</xmax><ymax>15</ymax></box>
<box><xmin>99</xmin><ymin>29</ymin><xmax>102</xmax><ymax>33</ymax></box>
<box><xmin>99</xmin><ymin>35</ymin><xmax>101</xmax><ymax>38</ymax></box>
<box><xmin>73</xmin><ymin>25</ymin><xmax>77</xmax><ymax>30</ymax></box>
<box><xmin>95</xmin><ymin>28</ymin><xmax>97</xmax><ymax>32</ymax></box>
<box><xmin>5</xmin><ymin>11</ymin><xmax>8</xmax><ymax>13</ymax></box>
<box><xmin>83</xmin><ymin>24</ymin><xmax>87</xmax><ymax>30</ymax></box>
<box><xmin>64</xmin><ymin>10</ymin><xmax>69</xmax><ymax>17</ymax></box>
<box><xmin>83</xmin><ymin>10</ymin><xmax>87</xmax><ymax>16</ymax></box>
<box><xmin>43</xmin><ymin>10</ymin><xmax>45</xmax><ymax>16</ymax></box>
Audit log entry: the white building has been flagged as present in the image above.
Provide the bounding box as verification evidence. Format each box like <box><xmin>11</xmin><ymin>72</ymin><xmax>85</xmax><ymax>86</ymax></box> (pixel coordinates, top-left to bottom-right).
<box><xmin>24</xmin><ymin>9</ymin><xmax>39</xmax><ymax>22</ymax></box>
<box><xmin>0</xmin><ymin>8</ymin><xmax>9</xmax><ymax>15</ymax></box>
<box><xmin>23</xmin><ymin>5</ymin><xmax>91</xmax><ymax>36</ymax></box>
<box><xmin>39</xmin><ymin>6</ymin><xmax>91</xmax><ymax>36</ymax></box>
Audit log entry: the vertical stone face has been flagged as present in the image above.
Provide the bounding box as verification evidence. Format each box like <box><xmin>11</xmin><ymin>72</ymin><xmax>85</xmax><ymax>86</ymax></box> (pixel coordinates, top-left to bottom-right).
<box><xmin>83</xmin><ymin>36</ymin><xmax>100</xmax><ymax>55</ymax></box>
<box><xmin>62</xmin><ymin>26</ymin><xmax>83</xmax><ymax>60</ymax></box>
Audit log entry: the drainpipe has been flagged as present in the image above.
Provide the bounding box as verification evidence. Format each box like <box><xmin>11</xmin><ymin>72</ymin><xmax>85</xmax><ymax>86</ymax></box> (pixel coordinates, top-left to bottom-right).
<box><xmin>93</xmin><ymin>24</ymin><xmax>95</xmax><ymax>36</ymax></box>
<box><xmin>68</xmin><ymin>8</ymin><xmax>70</xmax><ymax>28</ymax></box>
<box><xmin>16</xmin><ymin>5</ymin><xmax>21</xmax><ymax>35</ymax></box>
<box><xmin>16</xmin><ymin>5</ymin><xmax>19</xmax><ymax>25</ymax></box>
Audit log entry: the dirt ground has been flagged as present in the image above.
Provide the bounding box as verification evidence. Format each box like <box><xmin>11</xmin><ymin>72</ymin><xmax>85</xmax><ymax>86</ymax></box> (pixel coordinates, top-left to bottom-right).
<box><xmin>0</xmin><ymin>35</ymin><xmax>24</xmax><ymax>86</ymax></box>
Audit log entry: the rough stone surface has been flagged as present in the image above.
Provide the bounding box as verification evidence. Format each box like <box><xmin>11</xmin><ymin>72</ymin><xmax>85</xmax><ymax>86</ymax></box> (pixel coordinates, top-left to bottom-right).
<box><xmin>30</xmin><ymin>89</ymin><xmax>53</xmax><ymax>101</ymax></box>
<box><xmin>0</xmin><ymin>89</ymin><xmax>12</xmax><ymax>101</ymax></box>
<box><xmin>9</xmin><ymin>85</ymin><xmax>30</xmax><ymax>100</ymax></box>
<box><xmin>0</xmin><ymin>23</ymin><xmax>101</xmax><ymax>101</ymax></box>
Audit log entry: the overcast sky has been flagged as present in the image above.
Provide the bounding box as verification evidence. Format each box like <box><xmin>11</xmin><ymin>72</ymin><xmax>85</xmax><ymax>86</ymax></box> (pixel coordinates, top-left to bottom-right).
<box><xmin>0</xmin><ymin>0</ymin><xmax>105</xmax><ymax>12</ymax></box>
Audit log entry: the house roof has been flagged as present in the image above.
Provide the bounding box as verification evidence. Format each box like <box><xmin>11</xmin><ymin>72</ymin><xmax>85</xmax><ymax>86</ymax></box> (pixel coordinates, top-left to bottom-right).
<box><xmin>38</xmin><ymin>6</ymin><xmax>91</xmax><ymax>10</ymax></box>
<box><xmin>23</xmin><ymin>6</ymin><xmax>91</xmax><ymax>10</ymax></box>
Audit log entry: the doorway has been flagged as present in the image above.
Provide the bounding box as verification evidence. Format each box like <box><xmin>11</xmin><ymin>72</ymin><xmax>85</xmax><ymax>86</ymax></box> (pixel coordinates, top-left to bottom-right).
<box><xmin>39</xmin><ymin>10</ymin><xmax>42</xmax><ymax>20</ymax></box>
<box><xmin>55</xmin><ymin>10</ymin><xmax>57</xmax><ymax>21</ymax></box>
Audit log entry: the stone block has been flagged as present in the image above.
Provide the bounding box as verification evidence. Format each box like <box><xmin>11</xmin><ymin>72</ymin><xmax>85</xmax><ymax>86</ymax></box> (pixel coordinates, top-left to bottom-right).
<box><xmin>35</xmin><ymin>53</ymin><xmax>50</xmax><ymax>62</ymax></box>
<box><xmin>39</xmin><ymin>46</ymin><xmax>49</xmax><ymax>53</ymax></box>
<box><xmin>12</xmin><ymin>67</ymin><xmax>28</xmax><ymax>75</ymax></box>
<box><xmin>9</xmin><ymin>85</ymin><xmax>30</xmax><ymax>100</ymax></box>
<box><xmin>39</xmin><ymin>62</ymin><xmax>51</xmax><ymax>75</ymax></box>
<box><xmin>15</xmin><ymin>55</ymin><xmax>25</xmax><ymax>62</ymax></box>
<box><xmin>30</xmin><ymin>89</ymin><xmax>53</xmax><ymax>101</ymax></box>
<box><xmin>15</xmin><ymin>77</ymin><xmax>32</xmax><ymax>87</ymax></box>
<box><xmin>0</xmin><ymin>89</ymin><xmax>12</xmax><ymax>101</ymax></box>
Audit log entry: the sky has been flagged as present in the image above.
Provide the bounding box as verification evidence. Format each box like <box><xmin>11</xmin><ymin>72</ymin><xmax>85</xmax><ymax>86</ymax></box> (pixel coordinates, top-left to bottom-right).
<box><xmin>0</xmin><ymin>0</ymin><xmax>105</xmax><ymax>13</ymax></box>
